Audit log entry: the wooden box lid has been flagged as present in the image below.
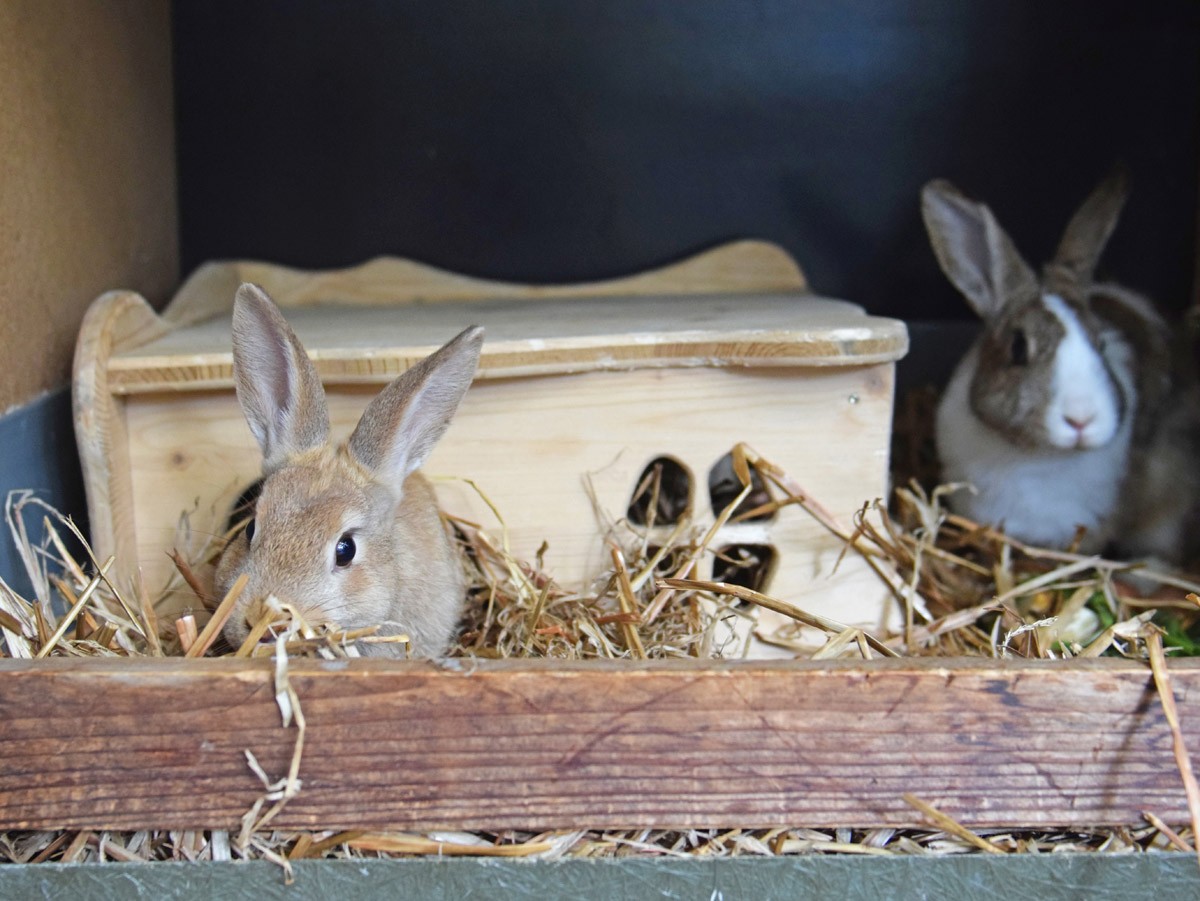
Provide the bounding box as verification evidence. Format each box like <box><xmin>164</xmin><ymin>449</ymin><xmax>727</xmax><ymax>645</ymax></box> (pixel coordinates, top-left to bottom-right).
<box><xmin>95</xmin><ymin>241</ymin><xmax>907</xmax><ymax>394</ymax></box>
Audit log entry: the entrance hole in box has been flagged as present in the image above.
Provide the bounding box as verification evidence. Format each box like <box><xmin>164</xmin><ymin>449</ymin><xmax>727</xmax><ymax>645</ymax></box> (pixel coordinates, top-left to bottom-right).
<box><xmin>225</xmin><ymin>478</ymin><xmax>263</xmax><ymax>535</ymax></box>
<box><xmin>627</xmin><ymin>456</ymin><xmax>693</xmax><ymax>527</ymax></box>
<box><xmin>708</xmin><ymin>453</ymin><xmax>776</xmax><ymax>523</ymax></box>
<box><xmin>712</xmin><ymin>543</ymin><xmax>778</xmax><ymax>599</ymax></box>
<box><xmin>646</xmin><ymin>545</ymin><xmax>690</xmax><ymax>579</ymax></box>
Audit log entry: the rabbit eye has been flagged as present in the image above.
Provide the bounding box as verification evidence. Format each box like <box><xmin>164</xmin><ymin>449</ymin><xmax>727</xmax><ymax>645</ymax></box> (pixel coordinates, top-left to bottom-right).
<box><xmin>245</xmin><ymin>518</ymin><xmax>256</xmax><ymax>542</ymax></box>
<box><xmin>1009</xmin><ymin>328</ymin><xmax>1030</xmax><ymax>366</ymax></box>
<box><xmin>335</xmin><ymin>533</ymin><xmax>356</xmax><ymax>568</ymax></box>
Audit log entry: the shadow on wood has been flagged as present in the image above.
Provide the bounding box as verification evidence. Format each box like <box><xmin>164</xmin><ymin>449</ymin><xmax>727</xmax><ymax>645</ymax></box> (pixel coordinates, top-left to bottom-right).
<box><xmin>0</xmin><ymin>656</ymin><xmax>1193</xmax><ymax>833</ymax></box>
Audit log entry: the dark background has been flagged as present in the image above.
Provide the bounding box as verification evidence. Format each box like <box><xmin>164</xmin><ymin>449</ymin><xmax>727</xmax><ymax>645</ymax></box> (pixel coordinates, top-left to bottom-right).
<box><xmin>173</xmin><ymin>1</ymin><xmax>1200</xmax><ymax>321</ymax></box>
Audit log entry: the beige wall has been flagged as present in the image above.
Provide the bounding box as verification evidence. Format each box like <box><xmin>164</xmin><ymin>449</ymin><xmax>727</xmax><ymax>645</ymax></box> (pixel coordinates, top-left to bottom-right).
<box><xmin>0</xmin><ymin>0</ymin><xmax>177</xmax><ymax>413</ymax></box>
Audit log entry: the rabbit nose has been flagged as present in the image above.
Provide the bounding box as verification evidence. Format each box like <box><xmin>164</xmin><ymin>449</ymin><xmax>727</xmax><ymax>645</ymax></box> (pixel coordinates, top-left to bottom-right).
<box><xmin>1064</xmin><ymin>413</ymin><xmax>1094</xmax><ymax>433</ymax></box>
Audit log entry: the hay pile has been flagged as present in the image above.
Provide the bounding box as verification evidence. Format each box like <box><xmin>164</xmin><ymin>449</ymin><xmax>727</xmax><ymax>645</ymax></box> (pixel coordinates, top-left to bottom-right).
<box><xmin>2</xmin><ymin>439</ymin><xmax>1199</xmax><ymax>871</ymax></box>
<box><xmin>5</xmin><ymin>439</ymin><xmax>1197</xmax><ymax>665</ymax></box>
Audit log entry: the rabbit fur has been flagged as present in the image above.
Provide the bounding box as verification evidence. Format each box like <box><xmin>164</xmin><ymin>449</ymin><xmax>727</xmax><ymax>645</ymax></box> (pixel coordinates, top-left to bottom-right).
<box><xmin>922</xmin><ymin>169</ymin><xmax>1197</xmax><ymax>559</ymax></box>
<box><xmin>214</xmin><ymin>283</ymin><xmax>483</xmax><ymax>656</ymax></box>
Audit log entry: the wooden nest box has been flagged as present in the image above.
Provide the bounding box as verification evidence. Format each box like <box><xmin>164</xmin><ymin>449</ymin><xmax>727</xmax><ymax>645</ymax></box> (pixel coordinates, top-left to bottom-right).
<box><xmin>74</xmin><ymin>241</ymin><xmax>908</xmax><ymax>648</ymax></box>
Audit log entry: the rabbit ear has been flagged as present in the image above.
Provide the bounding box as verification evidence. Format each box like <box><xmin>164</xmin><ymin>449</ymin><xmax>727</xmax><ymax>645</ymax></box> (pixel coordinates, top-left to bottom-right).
<box><xmin>1045</xmin><ymin>167</ymin><xmax>1129</xmax><ymax>296</ymax></box>
<box><xmin>348</xmin><ymin>325</ymin><xmax>484</xmax><ymax>483</ymax></box>
<box><xmin>921</xmin><ymin>179</ymin><xmax>1039</xmax><ymax>319</ymax></box>
<box><xmin>231</xmin><ymin>283</ymin><xmax>331</xmax><ymax>469</ymax></box>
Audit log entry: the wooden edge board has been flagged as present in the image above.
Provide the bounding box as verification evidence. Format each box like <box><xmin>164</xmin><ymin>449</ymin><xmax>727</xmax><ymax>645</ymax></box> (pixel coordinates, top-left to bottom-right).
<box><xmin>0</xmin><ymin>656</ymin><xmax>1195</xmax><ymax>833</ymax></box>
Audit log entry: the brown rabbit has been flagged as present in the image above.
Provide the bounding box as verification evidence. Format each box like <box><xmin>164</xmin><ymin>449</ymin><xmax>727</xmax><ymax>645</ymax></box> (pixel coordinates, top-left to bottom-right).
<box><xmin>213</xmin><ymin>283</ymin><xmax>483</xmax><ymax>656</ymax></box>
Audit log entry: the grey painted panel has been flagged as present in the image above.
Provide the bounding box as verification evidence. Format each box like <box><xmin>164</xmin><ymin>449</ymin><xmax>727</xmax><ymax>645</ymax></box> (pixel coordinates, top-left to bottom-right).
<box><xmin>0</xmin><ymin>855</ymin><xmax>1196</xmax><ymax>900</ymax></box>
<box><xmin>0</xmin><ymin>388</ymin><xmax>87</xmax><ymax>599</ymax></box>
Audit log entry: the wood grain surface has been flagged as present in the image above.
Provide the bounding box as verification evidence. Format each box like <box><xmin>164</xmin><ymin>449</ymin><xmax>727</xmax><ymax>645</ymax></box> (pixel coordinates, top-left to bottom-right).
<box><xmin>122</xmin><ymin>364</ymin><xmax>898</xmax><ymax>624</ymax></box>
<box><xmin>1</xmin><ymin>656</ymin><xmax>1195</xmax><ymax>832</ymax></box>
<box><xmin>108</xmin><ymin>292</ymin><xmax>907</xmax><ymax>394</ymax></box>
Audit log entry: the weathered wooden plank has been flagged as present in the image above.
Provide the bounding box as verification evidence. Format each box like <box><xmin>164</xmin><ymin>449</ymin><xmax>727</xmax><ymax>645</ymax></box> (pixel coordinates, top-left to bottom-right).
<box><xmin>0</xmin><ymin>657</ymin><xmax>1195</xmax><ymax>832</ymax></box>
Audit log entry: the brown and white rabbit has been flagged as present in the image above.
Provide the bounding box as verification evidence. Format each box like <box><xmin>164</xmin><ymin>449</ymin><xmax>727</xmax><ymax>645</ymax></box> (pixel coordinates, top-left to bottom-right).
<box><xmin>213</xmin><ymin>283</ymin><xmax>483</xmax><ymax>656</ymax></box>
<box><xmin>921</xmin><ymin>170</ymin><xmax>1189</xmax><ymax>556</ymax></box>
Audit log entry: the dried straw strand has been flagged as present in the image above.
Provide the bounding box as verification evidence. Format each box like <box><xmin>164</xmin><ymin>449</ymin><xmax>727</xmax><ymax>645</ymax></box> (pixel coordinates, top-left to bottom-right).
<box><xmin>610</xmin><ymin>546</ymin><xmax>646</xmax><ymax>659</ymax></box>
<box><xmin>1142</xmin><ymin>812</ymin><xmax>1195</xmax><ymax>853</ymax></box>
<box><xmin>34</xmin><ymin>557</ymin><xmax>114</xmax><ymax>659</ymax></box>
<box><xmin>902</xmin><ymin>793</ymin><xmax>1006</xmax><ymax>854</ymax></box>
<box><xmin>658</xmin><ymin>576</ymin><xmax>899</xmax><ymax>658</ymax></box>
<box><xmin>1146</xmin><ymin>628</ymin><xmax>1200</xmax><ymax>869</ymax></box>
<box><xmin>170</xmin><ymin>548</ymin><xmax>213</xmax><ymax>611</ymax></box>
<box><xmin>185</xmin><ymin>573</ymin><xmax>249</xmax><ymax>658</ymax></box>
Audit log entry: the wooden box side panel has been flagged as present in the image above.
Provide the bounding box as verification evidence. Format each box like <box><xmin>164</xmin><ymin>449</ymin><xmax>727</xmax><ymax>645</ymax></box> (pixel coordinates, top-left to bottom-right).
<box><xmin>72</xmin><ymin>291</ymin><xmax>172</xmax><ymax>568</ymax></box>
<box><xmin>431</xmin><ymin>364</ymin><xmax>898</xmax><ymax>636</ymax></box>
<box><xmin>124</xmin><ymin>365</ymin><xmax>897</xmax><ymax>631</ymax></box>
<box><xmin>0</xmin><ymin>657</ymin><xmax>1194</xmax><ymax>833</ymax></box>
